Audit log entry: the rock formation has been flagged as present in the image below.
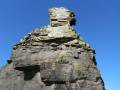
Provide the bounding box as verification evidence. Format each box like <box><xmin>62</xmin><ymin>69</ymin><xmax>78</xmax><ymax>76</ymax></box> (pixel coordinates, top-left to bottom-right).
<box><xmin>0</xmin><ymin>7</ymin><xmax>105</xmax><ymax>90</ymax></box>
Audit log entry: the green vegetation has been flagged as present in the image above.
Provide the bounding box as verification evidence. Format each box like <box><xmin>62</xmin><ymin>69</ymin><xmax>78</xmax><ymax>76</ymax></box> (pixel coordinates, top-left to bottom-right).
<box><xmin>83</xmin><ymin>43</ymin><xmax>90</xmax><ymax>50</ymax></box>
<box><xmin>73</xmin><ymin>63</ymin><xmax>81</xmax><ymax>70</ymax></box>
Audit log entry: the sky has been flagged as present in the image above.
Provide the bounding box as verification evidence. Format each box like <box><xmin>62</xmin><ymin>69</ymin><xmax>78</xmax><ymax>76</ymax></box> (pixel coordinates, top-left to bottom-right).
<box><xmin>0</xmin><ymin>0</ymin><xmax>120</xmax><ymax>90</ymax></box>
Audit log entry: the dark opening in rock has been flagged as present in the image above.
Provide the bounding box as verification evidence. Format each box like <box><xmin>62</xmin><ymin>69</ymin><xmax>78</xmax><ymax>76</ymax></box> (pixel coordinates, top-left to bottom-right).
<box><xmin>70</xmin><ymin>18</ymin><xmax>76</xmax><ymax>26</ymax></box>
<box><xmin>23</xmin><ymin>65</ymin><xmax>40</xmax><ymax>81</ymax></box>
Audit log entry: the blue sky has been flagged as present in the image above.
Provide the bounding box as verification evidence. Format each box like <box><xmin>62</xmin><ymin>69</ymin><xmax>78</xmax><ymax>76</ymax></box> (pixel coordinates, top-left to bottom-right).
<box><xmin>0</xmin><ymin>0</ymin><xmax>120</xmax><ymax>90</ymax></box>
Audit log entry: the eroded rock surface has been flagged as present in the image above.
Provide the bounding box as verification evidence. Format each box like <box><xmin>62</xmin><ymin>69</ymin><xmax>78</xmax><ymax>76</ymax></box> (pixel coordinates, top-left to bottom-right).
<box><xmin>0</xmin><ymin>7</ymin><xmax>105</xmax><ymax>90</ymax></box>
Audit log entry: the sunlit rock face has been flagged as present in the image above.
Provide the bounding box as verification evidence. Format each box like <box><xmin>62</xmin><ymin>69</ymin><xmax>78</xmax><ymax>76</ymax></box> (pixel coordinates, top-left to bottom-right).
<box><xmin>0</xmin><ymin>7</ymin><xmax>105</xmax><ymax>90</ymax></box>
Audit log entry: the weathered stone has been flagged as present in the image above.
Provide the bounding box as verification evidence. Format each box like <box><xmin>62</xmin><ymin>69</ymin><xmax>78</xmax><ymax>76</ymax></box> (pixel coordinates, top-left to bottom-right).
<box><xmin>49</xmin><ymin>7</ymin><xmax>75</xmax><ymax>27</ymax></box>
<box><xmin>0</xmin><ymin>7</ymin><xmax>105</xmax><ymax>90</ymax></box>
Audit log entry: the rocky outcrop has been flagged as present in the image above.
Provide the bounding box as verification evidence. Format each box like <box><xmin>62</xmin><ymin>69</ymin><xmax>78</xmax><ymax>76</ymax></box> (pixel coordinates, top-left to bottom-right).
<box><xmin>0</xmin><ymin>7</ymin><xmax>105</xmax><ymax>90</ymax></box>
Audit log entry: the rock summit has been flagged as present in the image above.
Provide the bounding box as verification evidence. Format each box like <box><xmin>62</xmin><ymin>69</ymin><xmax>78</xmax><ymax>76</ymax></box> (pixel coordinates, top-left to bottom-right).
<box><xmin>0</xmin><ymin>7</ymin><xmax>105</xmax><ymax>90</ymax></box>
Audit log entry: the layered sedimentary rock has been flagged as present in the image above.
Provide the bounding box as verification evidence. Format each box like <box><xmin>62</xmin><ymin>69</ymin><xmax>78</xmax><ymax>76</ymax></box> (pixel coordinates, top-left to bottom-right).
<box><xmin>0</xmin><ymin>7</ymin><xmax>105</xmax><ymax>90</ymax></box>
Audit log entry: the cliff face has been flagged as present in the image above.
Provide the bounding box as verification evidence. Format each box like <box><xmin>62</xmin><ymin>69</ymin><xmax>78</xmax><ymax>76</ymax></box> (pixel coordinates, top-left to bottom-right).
<box><xmin>0</xmin><ymin>7</ymin><xmax>105</xmax><ymax>90</ymax></box>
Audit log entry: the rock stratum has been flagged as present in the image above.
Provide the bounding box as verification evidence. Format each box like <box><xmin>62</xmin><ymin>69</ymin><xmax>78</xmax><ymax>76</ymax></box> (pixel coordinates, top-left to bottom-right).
<box><xmin>0</xmin><ymin>7</ymin><xmax>105</xmax><ymax>90</ymax></box>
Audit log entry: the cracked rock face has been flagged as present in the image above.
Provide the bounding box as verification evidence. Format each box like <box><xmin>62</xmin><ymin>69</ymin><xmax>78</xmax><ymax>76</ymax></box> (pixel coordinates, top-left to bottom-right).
<box><xmin>0</xmin><ymin>7</ymin><xmax>105</xmax><ymax>90</ymax></box>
